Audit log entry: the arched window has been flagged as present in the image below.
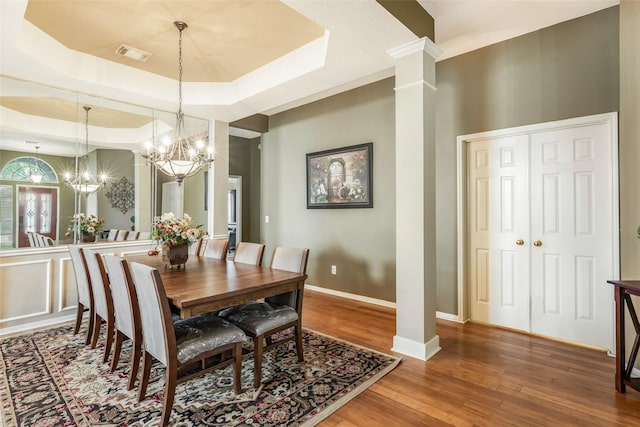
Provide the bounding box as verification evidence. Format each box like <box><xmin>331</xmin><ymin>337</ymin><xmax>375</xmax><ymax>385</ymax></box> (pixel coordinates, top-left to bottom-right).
<box><xmin>0</xmin><ymin>156</ymin><xmax>58</xmax><ymax>183</ymax></box>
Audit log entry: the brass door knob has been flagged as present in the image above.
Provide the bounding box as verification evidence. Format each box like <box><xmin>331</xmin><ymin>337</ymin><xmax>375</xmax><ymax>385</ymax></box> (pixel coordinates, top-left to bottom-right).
<box><xmin>516</xmin><ymin>239</ymin><xmax>525</xmax><ymax>246</ymax></box>
<box><xmin>533</xmin><ymin>240</ymin><xmax>542</xmax><ymax>247</ymax></box>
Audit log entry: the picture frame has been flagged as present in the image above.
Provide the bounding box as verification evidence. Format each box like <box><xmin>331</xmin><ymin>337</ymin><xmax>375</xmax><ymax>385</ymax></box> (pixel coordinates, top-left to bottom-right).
<box><xmin>306</xmin><ymin>142</ymin><xmax>373</xmax><ymax>209</ymax></box>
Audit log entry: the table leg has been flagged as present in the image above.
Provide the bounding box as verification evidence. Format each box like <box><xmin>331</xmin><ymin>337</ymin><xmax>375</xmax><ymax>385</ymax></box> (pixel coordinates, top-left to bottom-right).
<box><xmin>615</xmin><ymin>285</ymin><xmax>625</xmax><ymax>393</ymax></box>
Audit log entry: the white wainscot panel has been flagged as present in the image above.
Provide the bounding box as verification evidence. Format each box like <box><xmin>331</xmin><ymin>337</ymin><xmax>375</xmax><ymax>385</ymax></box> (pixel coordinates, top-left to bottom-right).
<box><xmin>58</xmin><ymin>257</ymin><xmax>77</xmax><ymax>312</ymax></box>
<box><xmin>574</xmin><ymin>137</ymin><xmax>594</xmax><ymax>161</ymax></box>
<box><xmin>542</xmin><ymin>141</ymin><xmax>560</xmax><ymax>163</ymax></box>
<box><xmin>0</xmin><ymin>259</ymin><xmax>53</xmax><ymax>323</ymax></box>
<box><xmin>476</xmin><ymin>149</ymin><xmax>489</xmax><ymax>169</ymax></box>
<box><xmin>500</xmin><ymin>146</ymin><xmax>515</xmax><ymax>167</ymax></box>
<box><xmin>575</xmin><ymin>256</ymin><xmax>595</xmax><ymax>320</ymax></box>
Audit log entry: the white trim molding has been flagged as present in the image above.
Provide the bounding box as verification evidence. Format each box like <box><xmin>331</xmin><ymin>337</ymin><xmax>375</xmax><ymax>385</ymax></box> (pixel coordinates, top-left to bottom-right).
<box><xmin>392</xmin><ymin>334</ymin><xmax>441</xmax><ymax>361</ymax></box>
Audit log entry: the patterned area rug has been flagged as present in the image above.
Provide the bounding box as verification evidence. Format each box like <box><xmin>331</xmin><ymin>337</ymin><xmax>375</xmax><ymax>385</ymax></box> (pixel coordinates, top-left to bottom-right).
<box><xmin>0</xmin><ymin>323</ymin><xmax>400</xmax><ymax>426</ymax></box>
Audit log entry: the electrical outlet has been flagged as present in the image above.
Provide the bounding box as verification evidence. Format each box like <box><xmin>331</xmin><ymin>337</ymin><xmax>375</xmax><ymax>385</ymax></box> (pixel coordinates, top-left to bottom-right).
<box><xmin>331</xmin><ymin>265</ymin><xmax>337</xmax><ymax>275</ymax></box>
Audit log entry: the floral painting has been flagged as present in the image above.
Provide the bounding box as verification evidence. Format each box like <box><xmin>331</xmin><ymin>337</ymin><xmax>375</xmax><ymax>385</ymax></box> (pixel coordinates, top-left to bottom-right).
<box><xmin>306</xmin><ymin>142</ymin><xmax>373</xmax><ymax>209</ymax></box>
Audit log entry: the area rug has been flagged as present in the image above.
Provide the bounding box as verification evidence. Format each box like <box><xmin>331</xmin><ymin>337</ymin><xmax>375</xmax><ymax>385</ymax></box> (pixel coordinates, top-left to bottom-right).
<box><xmin>0</xmin><ymin>323</ymin><xmax>400</xmax><ymax>426</ymax></box>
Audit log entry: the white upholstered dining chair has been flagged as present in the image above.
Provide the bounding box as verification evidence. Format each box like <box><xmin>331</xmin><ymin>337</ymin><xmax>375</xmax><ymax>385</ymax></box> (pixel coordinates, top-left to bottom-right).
<box><xmin>233</xmin><ymin>242</ymin><xmax>265</xmax><ymax>265</ymax></box>
<box><xmin>103</xmin><ymin>254</ymin><xmax>142</xmax><ymax>390</ymax></box>
<box><xmin>128</xmin><ymin>261</ymin><xmax>246</xmax><ymax>426</ymax></box>
<box><xmin>204</xmin><ymin>239</ymin><xmax>229</xmax><ymax>260</ymax></box>
<box><xmin>83</xmin><ymin>248</ymin><xmax>116</xmax><ymax>364</ymax></box>
<box><xmin>67</xmin><ymin>245</ymin><xmax>94</xmax><ymax>345</ymax></box>
<box><xmin>220</xmin><ymin>246</ymin><xmax>309</xmax><ymax>388</ymax></box>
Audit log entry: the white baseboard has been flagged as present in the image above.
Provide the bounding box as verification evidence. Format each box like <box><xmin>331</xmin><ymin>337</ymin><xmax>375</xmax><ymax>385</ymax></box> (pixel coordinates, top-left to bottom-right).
<box><xmin>0</xmin><ymin>313</ymin><xmax>77</xmax><ymax>338</ymax></box>
<box><xmin>304</xmin><ymin>284</ymin><xmax>464</xmax><ymax>323</ymax></box>
<box><xmin>392</xmin><ymin>334</ymin><xmax>441</xmax><ymax>361</ymax></box>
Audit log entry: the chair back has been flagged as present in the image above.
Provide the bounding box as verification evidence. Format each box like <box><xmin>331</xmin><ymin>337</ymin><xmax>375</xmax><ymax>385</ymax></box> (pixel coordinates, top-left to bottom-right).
<box><xmin>233</xmin><ymin>242</ymin><xmax>265</xmax><ymax>265</ymax></box>
<box><xmin>103</xmin><ymin>255</ymin><xmax>138</xmax><ymax>339</ymax></box>
<box><xmin>204</xmin><ymin>239</ymin><xmax>229</xmax><ymax>260</ymax></box>
<box><xmin>189</xmin><ymin>238</ymin><xmax>203</xmax><ymax>255</ymax></box>
<box><xmin>68</xmin><ymin>245</ymin><xmax>92</xmax><ymax>307</ymax></box>
<box><xmin>83</xmin><ymin>248</ymin><xmax>112</xmax><ymax>319</ymax></box>
<box><xmin>41</xmin><ymin>235</ymin><xmax>54</xmax><ymax>246</ymax></box>
<box><xmin>126</xmin><ymin>231</ymin><xmax>139</xmax><ymax>240</ymax></box>
<box><xmin>129</xmin><ymin>262</ymin><xmax>174</xmax><ymax>365</ymax></box>
<box><xmin>27</xmin><ymin>231</ymin><xmax>36</xmax><ymax>247</ymax></box>
<box><xmin>115</xmin><ymin>230</ymin><xmax>128</xmax><ymax>241</ymax></box>
<box><xmin>107</xmin><ymin>229</ymin><xmax>118</xmax><ymax>241</ymax></box>
<box><xmin>198</xmin><ymin>237</ymin><xmax>208</xmax><ymax>256</ymax></box>
<box><xmin>266</xmin><ymin>246</ymin><xmax>309</xmax><ymax>308</ymax></box>
<box><xmin>138</xmin><ymin>231</ymin><xmax>151</xmax><ymax>240</ymax></box>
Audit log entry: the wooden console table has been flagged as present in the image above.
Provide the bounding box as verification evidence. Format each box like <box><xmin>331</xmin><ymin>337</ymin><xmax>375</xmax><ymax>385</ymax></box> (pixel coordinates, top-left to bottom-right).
<box><xmin>607</xmin><ymin>280</ymin><xmax>640</xmax><ymax>393</ymax></box>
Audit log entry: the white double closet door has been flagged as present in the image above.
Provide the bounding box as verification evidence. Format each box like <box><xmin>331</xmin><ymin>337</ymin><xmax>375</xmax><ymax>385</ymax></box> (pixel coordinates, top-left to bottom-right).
<box><xmin>468</xmin><ymin>114</ymin><xmax>617</xmax><ymax>350</ymax></box>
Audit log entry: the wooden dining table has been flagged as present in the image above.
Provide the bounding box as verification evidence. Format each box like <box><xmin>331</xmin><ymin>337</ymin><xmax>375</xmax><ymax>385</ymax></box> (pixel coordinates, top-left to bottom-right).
<box><xmin>125</xmin><ymin>254</ymin><xmax>308</xmax><ymax>319</ymax></box>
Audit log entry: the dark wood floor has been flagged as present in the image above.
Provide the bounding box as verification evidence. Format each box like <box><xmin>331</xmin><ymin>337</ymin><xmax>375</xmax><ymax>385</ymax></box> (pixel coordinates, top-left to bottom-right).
<box><xmin>302</xmin><ymin>290</ymin><xmax>640</xmax><ymax>426</ymax></box>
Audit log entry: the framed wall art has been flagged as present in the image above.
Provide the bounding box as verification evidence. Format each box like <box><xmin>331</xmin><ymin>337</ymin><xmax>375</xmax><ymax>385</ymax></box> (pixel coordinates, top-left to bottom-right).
<box><xmin>306</xmin><ymin>142</ymin><xmax>373</xmax><ymax>209</ymax></box>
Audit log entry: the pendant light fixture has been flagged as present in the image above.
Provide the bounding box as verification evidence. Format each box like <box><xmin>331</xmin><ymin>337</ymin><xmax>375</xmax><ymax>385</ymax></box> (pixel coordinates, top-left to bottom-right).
<box><xmin>63</xmin><ymin>106</ymin><xmax>108</xmax><ymax>194</ymax></box>
<box><xmin>26</xmin><ymin>142</ymin><xmax>44</xmax><ymax>184</ymax></box>
<box><xmin>143</xmin><ymin>21</ymin><xmax>214</xmax><ymax>185</ymax></box>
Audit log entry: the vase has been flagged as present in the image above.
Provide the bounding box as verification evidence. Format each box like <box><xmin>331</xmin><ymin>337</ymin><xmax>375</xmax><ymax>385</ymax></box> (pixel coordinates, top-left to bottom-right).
<box><xmin>81</xmin><ymin>232</ymin><xmax>96</xmax><ymax>243</ymax></box>
<box><xmin>162</xmin><ymin>243</ymin><xmax>189</xmax><ymax>269</ymax></box>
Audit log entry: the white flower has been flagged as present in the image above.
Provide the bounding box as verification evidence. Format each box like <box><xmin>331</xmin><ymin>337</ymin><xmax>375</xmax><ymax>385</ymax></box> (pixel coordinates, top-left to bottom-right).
<box><xmin>186</xmin><ymin>228</ymin><xmax>201</xmax><ymax>241</ymax></box>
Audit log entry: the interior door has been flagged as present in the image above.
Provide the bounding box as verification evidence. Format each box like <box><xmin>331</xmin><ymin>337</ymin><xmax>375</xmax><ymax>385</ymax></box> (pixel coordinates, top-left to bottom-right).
<box><xmin>468</xmin><ymin>135</ymin><xmax>530</xmax><ymax>332</ymax></box>
<box><xmin>529</xmin><ymin>123</ymin><xmax>614</xmax><ymax>348</ymax></box>
<box><xmin>17</xmin><ymin>186</ymin><xmax>58</xmax><ymax>247</ymax></box>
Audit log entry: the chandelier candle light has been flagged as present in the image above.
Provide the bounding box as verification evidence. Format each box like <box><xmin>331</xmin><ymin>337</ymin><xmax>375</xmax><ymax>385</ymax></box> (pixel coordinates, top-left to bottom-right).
<box><xmin>143</xmin><ymin>21</ymin><xmax>214</xmax><ymax>185</ymax></box>
<box><xmin>63</xmin><ymin>106</ymin><xmax>108</xmax><ymax>194</ymax></box>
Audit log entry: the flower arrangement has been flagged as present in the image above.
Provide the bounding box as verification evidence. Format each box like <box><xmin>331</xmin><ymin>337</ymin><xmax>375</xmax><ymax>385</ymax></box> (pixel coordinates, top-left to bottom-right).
<box><xmin>151</xmin><ymin>212</ymin><xmax>202</xmax><ymax>252</ymax></box>
<box><xmin>65</xmin><ymin>213</ymin><xmax>104</xmax><ymax>236</ymax></box>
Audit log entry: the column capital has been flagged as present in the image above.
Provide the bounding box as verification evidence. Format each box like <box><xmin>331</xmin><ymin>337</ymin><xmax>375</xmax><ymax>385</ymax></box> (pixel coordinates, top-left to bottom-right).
<box><xmin>388</xmin><ymin>37</ymin><xmax>442</xmax><ymax>61</ymax></box>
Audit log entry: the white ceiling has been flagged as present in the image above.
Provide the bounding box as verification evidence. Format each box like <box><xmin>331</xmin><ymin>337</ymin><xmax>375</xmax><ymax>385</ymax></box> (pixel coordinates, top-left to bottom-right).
<box><xmin>0</xmin><ymin>0</ymin><xmax>619</xmax><ymax>155</ymax></box>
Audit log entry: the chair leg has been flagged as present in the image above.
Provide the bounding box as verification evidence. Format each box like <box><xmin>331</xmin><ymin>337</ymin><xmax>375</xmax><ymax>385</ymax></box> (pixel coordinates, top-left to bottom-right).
<box><xmin>90</xmin><ymin>314</ymin><xmax>101</xmax><ymax>349</ymax></box>
<box><xmin>102</xmin><ymin>319</ymin><xmax>115</xmax><ymax>364</ymax></box>
<box><xmin>85</xmin><ymin>308</ymin><xmax>94</xmax><ymax>346</ymax></box>
<box><xmin>73</xmin><ymin>303</ymin><xmax>84</xmax><ymax>335</ymax></box>
<box><xmin>160</xmin><ymin>366</ymin><xmax>177</xmax><ymax>427</ymax></box>
<box><xmin>233</xmin><ymin>342</ymin><xmax>242</xmax><ymax>394</ymax></box>
<box><xmin>128</xmin><ymin>336</ymin><xmax>142</xmax><ymax>391</ymax></box>
<box><xmin>253</xmin><ymin>335</ymin><xmax>264</xmax><ymax>389</ymax></box>
<box><xmin>137</xmin><ymin>351</ymin><xmax>153</xmax><ymax>402</ymax></box>
<box><xmin>295</xmin><ymin>324</ymin><xmax>304</xmax><ymax>362</ymax></box>
<box><xmin>111</xmin><ymin>331</ymin><xmax>124</xmax><ymax>373</ymax></box>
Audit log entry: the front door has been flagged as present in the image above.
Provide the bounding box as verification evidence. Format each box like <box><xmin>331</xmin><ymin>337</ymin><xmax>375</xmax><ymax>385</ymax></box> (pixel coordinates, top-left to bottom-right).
<box><xmin>18</xmin><ymin>186</ymin><xmax>58</xmax><ymax>247</ymax></box>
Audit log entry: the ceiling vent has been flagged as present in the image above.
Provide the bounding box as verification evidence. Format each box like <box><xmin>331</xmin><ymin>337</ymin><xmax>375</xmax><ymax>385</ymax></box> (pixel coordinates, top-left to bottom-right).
<box><xmin>115</xmin><ymin>44</ymin><xmax>152</xmax><ymax>62</ymax></box>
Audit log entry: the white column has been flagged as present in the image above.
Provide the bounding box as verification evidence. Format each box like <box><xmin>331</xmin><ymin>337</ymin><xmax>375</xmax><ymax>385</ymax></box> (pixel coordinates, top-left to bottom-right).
<box><xmin>389</xmin><ymin>37</ymin><xmax>442</xmax><ymax>361</ymax></box>
<box><xmin>207</xmin><ymin>120</ymin><xmax>229</xmax><ymax>238</ymax></box>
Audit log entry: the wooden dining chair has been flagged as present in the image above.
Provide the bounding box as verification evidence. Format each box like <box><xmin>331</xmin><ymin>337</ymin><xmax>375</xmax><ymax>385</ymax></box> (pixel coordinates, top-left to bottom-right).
<box><xmin>106</xmin><ymin>228</ymin><xmax>118</xmax><ymax>241</ymax></box>
<box><xmin>83</xmin><ymin>248</ymin><xmax>116</xmax><ymax>364</ymax></box>
<box><xmin>220</xmin><ymin>246</ymin><xmax>309</xmax><ymax>388</ymax></box>
<box><xmin>198</xmin><ymin>237</ymin><xmax>208</xmax><ymax>256</ymax></box>
<box><xmin>128</xmin><ymin>261</ymin><xmax>245</xmax><ymax>426</ymax></box>
<box><xmin>204</xmin><ymin>238</ymin><xmax>229</xmax><ymax>260</ymax></box>
<box><xmin>189</xmin><ymin>237</ymin><xmax>203</xmax><ymax>255</ymax></box>
<box><xmin>115</xmin><ymin>230</ymin><xmax>128</xmax><ymax>241</ymax></box>
<box><xmin>138</xmin><ymin>231</ymin><xmax>151</xmax><ymax>240</ymax></box>
<box><xmin>103</xmin><ymin>255</ymin><xmax>142</xmax><ymax>390</ymax></box>
<box><xmin>233</xmin><ymin>242</ymin><xmax>265</xmax><ymax>265</ymax></box>
<box><xmin>67</xmin><ymin>245</ymin><xmax>95</xmax><ymax>345</ymax></box>
<box><xmin>126</xmin><ymin>231</ymin><xmax>139</xmax><ymax>240</ymax></box>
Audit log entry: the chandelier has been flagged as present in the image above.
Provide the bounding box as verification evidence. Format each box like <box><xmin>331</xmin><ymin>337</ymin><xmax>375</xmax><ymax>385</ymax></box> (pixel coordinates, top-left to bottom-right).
<box><xmin>26</xmin><ymin>142</ymin><xmax>43</xmax><ymax>184</ymax></box>
<box><xmin>143</xmin><ymin>21</ymin><xmax>214</xmax><ymax>185</ymax></box>
<box><xmin>63</xmin><ymin>106</ymin><xmax>108</xmax><ymax>194</ymax></box>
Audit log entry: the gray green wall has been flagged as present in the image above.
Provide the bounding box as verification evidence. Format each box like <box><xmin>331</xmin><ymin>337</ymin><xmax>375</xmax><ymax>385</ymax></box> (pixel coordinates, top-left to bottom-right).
<box><xmin>262</xmin><ymin>79</ymin><xmax>396</xmax><ymax>301</ymax></box>
<box><xmin>260</xmin><ymin>6</ymin><xmax>620</xmax><ymax>312</ymax></box>
<box><xmin>435</xmin><ymin>6</ymin><xmax>619</xmax><ymax>313</ymax></box>
<box><xmin>229</xmin><ymin>135</ymin><xmax>261</xmax><ymax>242</ymax></box>
<box><xmin>619</xmin><ymin>0</ymin><xmax>640</xmax><ymax>280</ymax></box>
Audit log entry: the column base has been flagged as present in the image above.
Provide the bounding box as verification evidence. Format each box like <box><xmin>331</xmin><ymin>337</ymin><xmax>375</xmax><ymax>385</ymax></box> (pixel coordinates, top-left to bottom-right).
<box><xmin>392</xmin><ymin>334</ymin><xmax>440</xmax><ymax>361</ymax></box>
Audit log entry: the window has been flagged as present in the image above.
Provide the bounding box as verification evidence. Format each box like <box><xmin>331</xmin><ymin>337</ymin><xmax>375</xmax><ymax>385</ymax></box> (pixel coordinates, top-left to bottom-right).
<box><xmin>0</xmin><ymin>156</ymin><xmax>58</xmax><ymax>183</ymax></box>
